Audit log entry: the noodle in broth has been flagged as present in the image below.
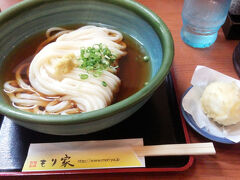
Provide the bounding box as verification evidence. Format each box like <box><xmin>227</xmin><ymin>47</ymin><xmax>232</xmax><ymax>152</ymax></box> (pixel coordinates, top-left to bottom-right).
<box><xmin>3</xmin><ymin>25</ymin><xmax>150</xmax><ymax>115</ymax></box>
<box><xmin>4</xmin><ymin>26</ymin><xmax>127</xmax><ymax>114</ymax></box>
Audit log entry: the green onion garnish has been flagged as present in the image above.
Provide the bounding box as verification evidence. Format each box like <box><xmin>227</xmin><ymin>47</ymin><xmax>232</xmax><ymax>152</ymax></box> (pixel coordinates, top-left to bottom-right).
<box><xmin>143</xmin><ymin>56</ymin><xmax>149</xmax><ymax>62</ymax></box>
<box><xmin>80</xmin><ymin>74</ymin><xmax>89</xmax><ymax>80</ymax></box>
<box><xmin>78</xmin><ymin>44</ymin><xmax>117</xmax><ymax>76</ymax></box>
<box><xmin>102</xmin><ymin>81</ymin><xmax>107</xmax><ymax>87</ymax></box>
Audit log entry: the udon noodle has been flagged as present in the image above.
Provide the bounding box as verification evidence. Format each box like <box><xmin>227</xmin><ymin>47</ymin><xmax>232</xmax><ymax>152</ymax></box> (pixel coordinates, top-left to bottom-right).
<box><xmin>3</xmin><ymin>26</ymin><xmax>127</xmax><ymax>114</ymax></box>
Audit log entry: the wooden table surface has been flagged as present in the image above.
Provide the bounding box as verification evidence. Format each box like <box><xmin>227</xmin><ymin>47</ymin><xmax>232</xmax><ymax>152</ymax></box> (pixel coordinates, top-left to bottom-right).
<box><xmin>1</xmin><ymin>0</ymin><xmax>240</xmax><ymax>179</ymax></box>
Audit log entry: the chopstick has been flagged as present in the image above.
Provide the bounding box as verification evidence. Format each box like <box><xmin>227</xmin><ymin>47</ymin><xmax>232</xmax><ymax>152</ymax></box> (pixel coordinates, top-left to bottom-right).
<box><xmin>133</xmin><ymin>142</ymin><xmax>216</xmax><ymax>157</ymax></box>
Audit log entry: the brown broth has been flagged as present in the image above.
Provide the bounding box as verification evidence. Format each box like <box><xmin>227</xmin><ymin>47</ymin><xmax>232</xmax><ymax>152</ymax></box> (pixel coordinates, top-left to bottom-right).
<box><xmin>116</xmin><ymin>35</ymin><xmax>151</xmax><ymax>102</ymax></box>
<box><xmin>2</xmin><ymin>27</ymin><xmax>151</xmax><ymax>104</ymax></box>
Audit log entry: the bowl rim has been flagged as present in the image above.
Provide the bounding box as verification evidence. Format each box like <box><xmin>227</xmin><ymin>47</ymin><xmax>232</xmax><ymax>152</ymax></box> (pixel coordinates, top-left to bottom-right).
<box><xmin>0</xmin><ymin>0</ymin><xmax>174</xmax><ymax>125</ymax></box>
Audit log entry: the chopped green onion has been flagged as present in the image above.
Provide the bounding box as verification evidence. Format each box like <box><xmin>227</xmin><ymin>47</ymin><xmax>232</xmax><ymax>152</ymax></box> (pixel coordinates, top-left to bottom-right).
<box><xmin>102</xmin><ymin>81</ymin><xmax>107</xmax><ymax>87</ymax></box>
<box><xmin>80</xmin><ymin>74</ymin><xmax>89</xmax><ymax>80</ymax></box>
<box><xmin>144</xmin><ymin>82</ymin><xmax>149</xmax><ymax>86</ymax></box>
<box><xmin>143</xmin><ymin>56</ymin><xmax>149</xmax><ymax>62</ymax></box>
<box><xmin>78</xmin><ymin>44</ymin><xmax>117</xmax><ymax>77</ymax></box>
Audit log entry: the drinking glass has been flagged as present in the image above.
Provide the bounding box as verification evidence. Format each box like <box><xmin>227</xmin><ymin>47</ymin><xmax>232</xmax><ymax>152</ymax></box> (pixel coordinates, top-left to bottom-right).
<box><xmin>181</xmin><ymin>0</ymin><xmax>232</xmax><ymax>48</ymax></box>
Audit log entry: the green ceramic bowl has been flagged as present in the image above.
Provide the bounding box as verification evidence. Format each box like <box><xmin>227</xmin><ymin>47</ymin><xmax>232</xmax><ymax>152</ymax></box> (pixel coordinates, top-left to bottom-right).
<box><xmin>0</xmin><ymin>0</ymin><xmax>174</xmax><ymax>135</ymax></box>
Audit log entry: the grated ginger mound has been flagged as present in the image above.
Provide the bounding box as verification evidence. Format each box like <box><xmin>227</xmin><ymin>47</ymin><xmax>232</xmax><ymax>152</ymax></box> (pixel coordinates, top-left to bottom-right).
<box><xmin>200</xmin><ymin>81</ymin><xmax>240</xmax><ymax>126</ymax></box>
<box><xmin>53</xmin><ymin>54</ymin><xmax>78</xmax><ymax>77</ymax></box>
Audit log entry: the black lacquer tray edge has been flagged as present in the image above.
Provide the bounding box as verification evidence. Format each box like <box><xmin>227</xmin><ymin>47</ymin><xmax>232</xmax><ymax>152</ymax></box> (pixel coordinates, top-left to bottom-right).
<box><xmin>0</xmin><ymin>71</ymin><xmax>194</xmax><ymax>176</ymax></box>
